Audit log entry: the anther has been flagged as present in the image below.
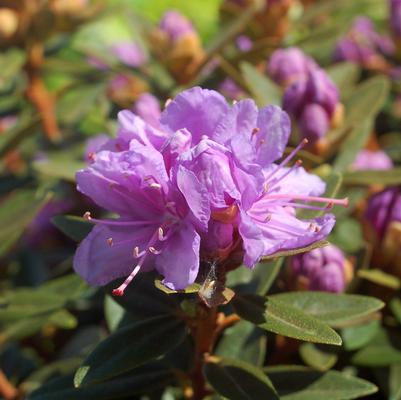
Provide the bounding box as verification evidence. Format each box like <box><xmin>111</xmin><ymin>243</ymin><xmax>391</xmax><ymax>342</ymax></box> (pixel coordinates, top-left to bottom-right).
<box><xmin>149</xmin><ymin>246</ymin><xmax>162</xmax><ymax>255</ymax></box>
<box><xmin>149</xmin><ymin>183</ymin><xmax>162</xmax><ymax>189</ymax></box>
<box><xmin>83</xmin><ymin>211</ymin><xmax>91</xmax><ymax>220</ymax></box>
<box><xmin>252</xmin><ymin>127</ymin><xmax>260</xmax><ymax>135</ymax></box>
<box><xmin>107</xmin><ymin>238</ymin><xmax>113</xmax><ymax>246</ymax></box>
<box><xmin>165</xmin><ymin>98</ymin><xmax>172</xmax><ymax>107</ymax></box>
<box><xmin>88</xmin><ymin>152</ymin><xmax>96</xmax><ymax>161</ymax></box>
<box><xmin>260</xmin><ymin>139</ymin><xmax>265</xmax><ymax>145</ymax></box>
<box><xmin>265</xmin><ymin>214</ymin><xmax>272</xmax><ymax>222</ymax></box>
<box><xmin>158</xmin><ymin>227</ymin><xmax>168</xmax><ymax>241</ymax></box>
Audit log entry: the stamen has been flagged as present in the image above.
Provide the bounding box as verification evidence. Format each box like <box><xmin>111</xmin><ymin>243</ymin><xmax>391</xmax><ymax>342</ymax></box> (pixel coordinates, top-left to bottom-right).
<box><xmin>149</xmin><ymin>183</ymin><xmax>162</xmax><ymax>189</ymax></box>
<box><xmin>252</xmin><ymin>127</ymin><xmax>260</xmax><ymax>136</ymax></box>
<box><xmin>277</xmin><ymin>201</ymin><xmax>333</xmax><ymax>212</ymax></box>
<box><xmin>264</xmin><ymin>139</ymin><xmax>308</xmax><ymax>183</ymax></box>
<box><xmin>158</xmin><ymin>227</ymin><xmax>168</xmax><ymax>241</ymax></box>
<box><xmin>84</xmin><ymin>217</ymin><xmax>156</xmax><ymax>227</ymax></box>
<box><xmin>112</xmin><ymin>265</ymin><xmax>141</xmax><ymax>296</ymax></box>
<box><xmin>133</xmin><ymin>246</ymin><xmax>146</xmax><ymax>258</ymax></box>
<box><xmin>88</xmin><ymin>152</ymin><xmax>96</xmax><ymax>162</ymax></box>
<box><xmin>83</xmin><ymin>211</ymin><xmax>91</xmax><ymax>220</ymax></box>
<box><xmin>165</xmin><ymin>98</ymin><xmax>172</xmax><ymax>108</ymax></box>
<box><xmin>149</xmin><ymin>246</ymin><xmax>162</xmax><ymax>255</ymax></box>
<box><xmin>107</xmin><ymin>238</ymin><xmax>113</xmax><ymax>246</ymax></box>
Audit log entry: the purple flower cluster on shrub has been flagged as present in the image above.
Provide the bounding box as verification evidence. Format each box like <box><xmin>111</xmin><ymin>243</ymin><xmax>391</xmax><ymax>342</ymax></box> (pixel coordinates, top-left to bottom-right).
<box><xmin>74</xmin><ymin>87</ymin><xmax>348</xmax><ymax>295</ymax></box>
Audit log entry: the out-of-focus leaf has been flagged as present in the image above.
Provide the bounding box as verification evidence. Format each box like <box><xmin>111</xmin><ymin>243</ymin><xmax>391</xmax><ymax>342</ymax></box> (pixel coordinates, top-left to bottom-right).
<box><xmin>333</xmin><ymin>118</ymin><xmax>372</xmax><ymax>172</ymax></box>
<box><xmin>329</xmin><ymin>218</ymin><xmax>364</xmax><ymax>253</ymax></box>
<box><xmin>390</xmin><ymin>298</ymin><xmax>401</xmax><ymax>325</ymax></box>
<box><xmin>341</xmin><ymin>320</ymin><xmax>380</xmax><ymax>351</ymax></box>
<box><xmin>33</xmin><ymin>158</ymin><xmax>84</xmax><ymax>182</ymax></box>
<box><xmin>233</xmin><ymin>294</ymin><xmax>342</xmax><ymax>345</ymax></box>
<box><xmin>325</xmin><ymin>62</ymin><xmax>360</xmax><ymax>98</ymax></box>
<box><xmin>262</xmin><ymin>240</ymin><xmax>329</xmax><ymax>261</ymax></box>
<box><xmin>30</xmin><ymin>367</ymin><xmax>172</xmax><ymax>400</ymax></box>
<box><xmin>299</xmin><ymin>343</ymin><xmax>337</xmax><ymax>371</ymax></box>
<box><xmin>0</xmin><ymin>189</ymin><xmax>50</xmax><ymax>256</ymax></box>
<box><xmin>52</xmin><ymin>215</ymin><xmax>93</xmax><ymax>242</ymax></box>
<box><xmin>104</xmin><ymin>296</ymin><xmax>125</xmax><ymax>332</ymax></box>
<box><xmin>154</xmin><ymin>280</ymin><xmax>200</xmax><ymax>294</ymax></box>
<box><xmin>389</xmin><ymin>364</ymin><xmax>401</xmax><ymax>400</ymax></box>
<box><xmin>240</xmin><ymin>62</ymin><xmax>282</xmax><ymax>106</ymax></box>
<box><xmin>343</xmin><ymin>168</ymin><xmax>401</xmax><ymax>186</ymax></box>
<box><xmin>344</xmin><ymin>75</ymin><xmax>390</xmax><ymax>125</ymax></box>
<box><xmin>266</xmin><ymin>365</ymin><xmax>378</xmax><ymax>399</ymax></box>
<box><xmin>216</xmin><ymin>320</ymin><xmax>267</xmax><ymax>366</ymax></box>
<box><xmin>0</xmin><ymin>49</ymin><xmax>26</xmax><ymax>86</ymax></box>
<box><xmin>74</xmin><ymin>314</ymin><xmax>186</xmax><ymax>386</ymax></box>
<box><xmin>270</xmin><ymin>292</ymin><xmax>384</xmax><ymax>328</ymax></box>
<box><xmin>352</xmin><ymin>329</ymin><xmax>401</xmax><ymax>367</ymax></box>
<box><xmin>204</xmin><ymin>356</ymin><xmax>279</xmax><ymax>400</ymax></box>
<box><xmin>357</xmin><ymin>269</ymin><xmax>401</xmax><ymax>290</ymax></box>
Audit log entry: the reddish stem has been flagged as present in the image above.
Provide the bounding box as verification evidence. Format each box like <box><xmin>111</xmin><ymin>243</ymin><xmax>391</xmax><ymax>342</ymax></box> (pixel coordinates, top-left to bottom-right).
<box><xmin>0</xmin><ymin>370</ymin><xmax>18</xmax><ymax>400</ymax></box>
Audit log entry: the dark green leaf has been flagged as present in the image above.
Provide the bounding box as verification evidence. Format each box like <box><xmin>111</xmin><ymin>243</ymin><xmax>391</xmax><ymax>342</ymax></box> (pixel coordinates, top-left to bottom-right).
<box><xmin>240</xmin><ymin>62</ymin><xmax>282</xmax><ymax>106</ymax></box>
<box><xmin>216</xmin><ymin>320</ymin><xmax>266</xmax><ymax>366</ymax></box>
<box><xmin>270</xmin><ymin>292</ymin><xmax>384</xmax><ymax>327</ymax></box>
<box><xmin>233</xmin><ymin>294</ymin><xmax>342</xmax><ymax>345</ymax></box>
<box><xmin>357</xmin><ymin>269</ymin><xmax>401</xmax><ymax>290</ymax></box>
<box><xmin>266</xmin><ymin>365</ymin><xmax>378</xmax><ymax>399</ymax></box>
<box><xmin>52</xmin><ymin>215</ymin><xmax>93</xmax><ymax>242</ymax></box>
<box><xmin>389</xmin><ymin>364</ymin><xmax>401</xmax><ymax>400</ymax></box>
<box><xmin>74</xmin><ymin>314</ymin><xmax>186</xmax><ymax>386</ymax></box>
<box><xmin>330</xmin><ymin>218</ymin><xmax>364</xmax><ymax>253</ymax></box>
<box><xmin>299</xmin><ymin>343</ymin><xmax>337</xmax><ymax>371</ymax></box>
<box><xmin>390</xmin><ymin>298</ymin><xmax>401</xmax><ymax>325</ymax></box>
<box><xmin>204</xmin><ymin>356</ymin><xmax>279</xmax><ymax>400</ymax></box>
<box><xmin>341</xmin><ymin>320</ymin><xmax>380</xmax><ymax>351</ymax></box>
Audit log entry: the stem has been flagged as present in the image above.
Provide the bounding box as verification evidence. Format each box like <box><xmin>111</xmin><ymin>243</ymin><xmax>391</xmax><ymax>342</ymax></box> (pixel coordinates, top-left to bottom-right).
<box><xmin>0</xmin><ymin>370</ymin><xmax>18</xmax><ymax>400</ymax></box>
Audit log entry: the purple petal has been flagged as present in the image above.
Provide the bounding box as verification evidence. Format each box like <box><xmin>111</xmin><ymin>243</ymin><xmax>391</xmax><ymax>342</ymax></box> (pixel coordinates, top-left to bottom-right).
<box><xmin>132</xmin><ymin>93</ymin><xmax>161</xmax><ymax>128</ymax></box>
<box><xmin>157</xmin><ymin>222</ymin><xmax>200</xmax><ymax>290</ymax></box>
<box><xmin>111</xmin><ymin>42</ymin><xmax>147</xmax><ymax>68</ymax></box>
<box><xmin>73</xmin><ymin>224</ymin><xmax>156</xmax><ymax>286</ymax></box>
<box><xmin>160</xmin><ymin>87</ymin><xmax>229</xmax><ymax>144</ymax></box>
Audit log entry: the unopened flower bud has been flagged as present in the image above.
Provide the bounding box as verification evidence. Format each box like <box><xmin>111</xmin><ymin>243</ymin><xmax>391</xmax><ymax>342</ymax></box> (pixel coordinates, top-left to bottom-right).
<box><xmin>351</xmin><ymin>149</ymin><xmax>393</xmax><ymax>171</ymax></box>
<box><xmin>289</xmin><ymin>244</ymin><xmax>351</xmax><ymax>293</ymax></box>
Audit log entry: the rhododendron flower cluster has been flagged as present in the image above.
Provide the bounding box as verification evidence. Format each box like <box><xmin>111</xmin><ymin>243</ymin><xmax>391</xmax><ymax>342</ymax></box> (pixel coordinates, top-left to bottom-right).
<box><xmin>74</xmin><ymin>87</ymin><xmax>348</xmax><ymax>295</ymax></box>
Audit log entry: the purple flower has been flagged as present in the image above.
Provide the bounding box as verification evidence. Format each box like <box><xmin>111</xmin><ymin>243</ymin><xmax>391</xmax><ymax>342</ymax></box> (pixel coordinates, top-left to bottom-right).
<box><xmin>390</xmin><ymin>0</ymin><xmax>401</xmax><ymax>38</ymax></box>
<box><xmin>365</xmin><ymin>187</ymin><xmax>401</xmax><ymax>240</ymax></box>
<box><xmin>159</xmin><ymin>10</ymin><xmax>195</xmax><ymax>41</ymax></box>
<box><xmin>74</xmin><ymin>87</ymin><xmax>346</xmax><ymax>295</ymax></box>
<box><xmin>74</xmin><ymin>140</ymin><xmax>210</xmax><ymax>293</ymax></box>
<box><xmin>351</xmin><ymin>149</ymin><xmax>393</xmax><ymax>171</ymax></box>
<box><xmin>267</xmin><ymin>47</ymin><xmax>318</xmax><ymax>86</ymax></box>
<box><xmin>132</xmin><ymin>93</ymin><xmax>162</xmax><ymax>128</ymax></box>
<box><xmin>283</xmin><ymin>69</ymin><xmax>340</xmax><ymax>142</ymax></box>
<box><xmin>236</xmin><ymin>35</ymin><xmax>253</xmax><ymax>52</ymax></box>
<box><xmin>290</xmin><ymin>244</ymin><xmax>350</xmax><ymax>292</ymax></box>
<box><xmin>334</xmin><ymin>17</ymin><xmax>394</xmax><ymax>66</ymax></box>
<box><xmin>219</xmin><ymin>78</ymin><xmax>245</xmax><ymax>101</ymax></box>
<box><xmin>85</xmin><ymin>134</ymin><xmax>110</xmax><ymax>163</ymax></box>
<box><xmin>111</xmin><ymin>42</ymin><xmax>147</xmax><ymax>68</ymax></box>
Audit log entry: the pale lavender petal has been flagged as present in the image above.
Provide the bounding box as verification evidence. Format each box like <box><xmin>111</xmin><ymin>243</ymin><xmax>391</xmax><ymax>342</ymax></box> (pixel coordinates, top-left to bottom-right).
<box><xmin>132</xmin><ymin>93</ymin><xmax>161</xmax><ymax>128</ymax></box>
<box><xmin>160</xmin><ymin>87</ymin><xmax>229</xmax><ymax>144</ymax></box>
<box><xmin>111</xmin><ymin>42</ymin><xmax>147</xmax><ymax>68</ymax></box>
<box><xmin>352</xmin><ymin>149</ymin><xmax>393</xmax><ymax>170</ymax></box>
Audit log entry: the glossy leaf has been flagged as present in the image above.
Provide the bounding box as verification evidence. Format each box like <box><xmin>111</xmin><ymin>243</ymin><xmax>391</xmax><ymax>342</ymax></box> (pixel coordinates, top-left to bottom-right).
<box><xmin>266</xmin><ymin>366</ymin><xmax>378</xmax><ymax>399</ymax></box>
<box><xmin>271</xmin><ymin>292</ymin><xmax>384</xmax><ymax>328</ymax></box>
<box><xmin>74</xmin><ymin>314</ymin><xmax>186</xmax><ymax>386</ymax></box>
<box><xmin>233</xmin><ymin>294</ymin><xmax>342</xmax><ymax>345</ymax></box>
<box><xmin>204</xmin><ymin>356</ymin><xmax>279</xmax><ymax>400</ymax></box>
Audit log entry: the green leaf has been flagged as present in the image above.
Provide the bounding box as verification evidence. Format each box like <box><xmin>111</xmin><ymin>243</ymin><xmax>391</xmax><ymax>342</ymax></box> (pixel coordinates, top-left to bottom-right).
<box><xmin>240</xmin><ymin>62</ymin><xmax>282</xmax><ymax>106</ymax></box>
<box><xmin>345</xmin><ymin>75</ymin><xmax>390</xmax><ymax>125</ymax></box>
<box><xmin>233</xmin><ymin>294</ymin><xmax>342</xmax><ymax>345</ymax></box>
<box><xmin>204</xmin><ymin>357</ymin><xmax>279</xmax><ymax>400</ymax></box>
<box><xmin>104</xmin><ymin>296</ymin><xmax>125</xmax><ymax>332</ymax></box>
<box><xmin>216</xmin><ymin>320</ymin><xmax>267</xmax><ymax>366</ymax></box>
<box><xmin>325</xmin><ymin>62</ymin><xmax>360</xmax><ymax>98</ymax></box>
<box><xmin>352</xmin><ymin>329</ymin><xmax>401</xmax><ymax>367</ymax></box>
<box><xmin>0</xmin><ymin>189</ymin><xmax>50</xmax><ymax>256</ymax></box>
<box><xmin>390</xmin><ymin>298</ymin><xmax>401</xmax><ymax>325</ymax></box>
<box><xmin>33</xmin><ymin>158</ymin><xmax>84</xmax><ymax>182</ymax></box>
<box><xmin>270</xmin><ymin>292</ymin><xmax>384</xmax><ymax>328</ymax></box>
<box><xmin>357</xmin><ymin>269</ymin><xmax>401</xmax><ymax>290</ymax></box>
<box><xmin>261</xmin><ymin>240</ymin><xmax>329</xmax><ymax>261</ymax></box>
<box><xmin>330</xmin><ymin>218</ymin><xmax>364</xmax><ymax>253</ymax></box>
<box><xmin>0</xmin><ymin>49</ymin><xmax>26</xmax><ymax>85</ymax></box>
<box><xmin>389</xmin><ymin>364</ymin><xmax>401</xmax><ymax>400</ymax></box>
<box><xmin>341</xmin><ymin>320</ymin><xmax>380</xmax><ymax>351</ymax></box>
<box><xmin>74</xmin><ymin>314</ymin><xmax>186</xmax><ymax>386</ymax></box>
<box><xmin>343</xmin><ymin>168</ymin><xmax>401</xmax><ymax>186</ymax></box>
<box><xmin>30</xmin><ymin>366</ymin><xmax>172</xmax><ymax>400</ymax></box>
<box><xmin>52</xmin><ymin>215</ymin><xmax>93</xmax><ymax>242</ymax></box>
<box><xmin>333</xmin><ymin>118</ymin><xmax>372</xmax><ymax>172</ymax></box>
<box><xmin>154</xmin><ymin>279</ymin><xmax>200</xmax><ymax>294</ymax></box>
<box><xmin>266</xmin><ymin>366</ymin><xmax>378</xmax><ymax>399</ymax></box>
<box><xmin>299</xmin><ymin>343</ymin><xmax>338</xmax><ymax>371</ymax></box>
